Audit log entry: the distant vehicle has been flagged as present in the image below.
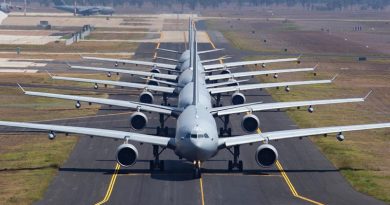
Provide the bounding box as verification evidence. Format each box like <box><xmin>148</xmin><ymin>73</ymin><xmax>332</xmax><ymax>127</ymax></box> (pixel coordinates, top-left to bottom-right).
<box><xmin>0</xmin><ymin>2</ymin><xmax>22</xmax><ymax>13</ymax></box>
<box><xmin>53</xmin><ymin>0</ymin><xmax>114</xmax><ymax>16</ymax></box>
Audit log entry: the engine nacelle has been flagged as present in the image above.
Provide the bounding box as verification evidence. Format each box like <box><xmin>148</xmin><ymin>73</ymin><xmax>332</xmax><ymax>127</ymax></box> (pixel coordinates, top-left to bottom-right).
<box><xmin>48</xmin><ymin>132</ymin><xmax>56</xmax><ymax>140</ymax></box>
<box><xmin>150</xmin><ymin>68</ymin><xmax>161</xmax><ymax>73</ymax></box>
<box><xmin>308</xmin><ymin>106</ymin><xmax>314</xmax><ymax>113</ymax></box>
<box><xmin>221</xmin><ymin>69</ymin><xmax>231</xmax><ymax>75</ymax></box>
<box><xmin>337</xmin><ymin>133</ymin><xmax>345</xmax><ymax>141</ymax></box>
<box><xmin>273</xmin><ymin>74</ymin><xmax>279</xmax><ymax>79</ymax></box>
<box><xmin>147</xmin><ymin>80</ymin><xmax>159</xmax><ymax>86</ymax></box>
<box><xmin>231</xmin><ymin>92</ymin><xmax>246</xmax><ymax>105</ymax></box>
<box><xmin>75</xmin><ymin>101</ymin><xmax>81</xmax><ymax>109</ymax></box>
<box><xmin>255</xmin><ymin>144</ymin><xmax>278</xmax><ymax>167</ymax></box>
<box><xmin>241</xmin><ymin>114</ymin><xmax>260</xmax><ymax>133</ymax></box>
<box><xmin>285</xmin><ymin>86</ymin><xmax>290</xmax><ymax>92</ymax></box>
<box><xmin>139</xmin><ymin>91</ymin><xmax>154</xmax><ymax>104</ymax></box>
<box><xmin>130</xmin><ymin>112</ymin><xmax>148</xmax><ymax>130</ymax></box>
<box><xmin>107</xmin><ymin>72</ymin><xmax>112</xmax><ymax>77</ymax></box>
<box><xmin>116</xmin><ymin>144</ymin><xmax>138</xmax><ymax>167</ymax></box>
<box><xmin>94</xmin><ymin>83</ymin><xmax>99</xmax><ymax>89</ymax></box>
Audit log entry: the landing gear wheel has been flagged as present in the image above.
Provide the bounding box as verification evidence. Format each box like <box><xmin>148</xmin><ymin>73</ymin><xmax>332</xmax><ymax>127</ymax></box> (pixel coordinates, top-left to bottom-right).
<box><xmin>156</xmin><ymin>126</ymin><xmax>161</xmax><ymax>135</ymax></box>
<box><xmin>227</xmin><ymin>128</ymin><xmax>232</xmax><ymax>137</ymax></box>
<box><xmin>159</xmin><ymin>160</ymin><xmax>165</xmax><ymax>171</ymax></box>
<box><xmin>164</xmin><ymin>127</ymin><xmax>169</xmax><ymax>136</ymax></box>
<box><xmin>238</xmin><ymin>160</ymin><xmax>243</xmax><ymax>172</ymax></box>
<box><xmin>149</xmin><ymin>160</ymin><xmax>155</xmax><ymax>171</ymax></box>
<box><xmin>193</xmin><ymin>167</ymin><xmax>201</xmax><ymax>178</ymax></box>
<box><xmin>228</xmin><ymin>160</ymin><xmax>233</xmax><ymax>171</ymax></box>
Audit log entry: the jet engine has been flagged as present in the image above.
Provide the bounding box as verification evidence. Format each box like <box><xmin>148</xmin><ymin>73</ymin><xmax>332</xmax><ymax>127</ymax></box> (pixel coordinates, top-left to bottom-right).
<box><xmin>241</xmin><ymin>114</ymin><xmax>260</xmax><ymax>133</ymax></box>
<box><xmin>231</xmin><ymin>92</ymin><xmax>246</xmax><ymax>105</ymax></box>
<box><xmin>130</xmin><ymin>112</ymin><xmax>148</xmax><ymax>130</ymax></box>
<box><xmin>116</xmin><ymin>144</ymin><xmax>138</xmax><ymax>167</ymax></box>
<box><xmin>150</xmin><ymin>68</ymin><xmax>161</xmax><ymax>73</ymax></box>
<box><xmin>147</xmin><ymin>80</ymin><xmax>159</xmax><ymax>86</ymax></box>
<box><xmin>221</xmin><ymin>69</ymin><xmax>231</xmax><ymax>75</ymax></box>
<box><xmin>139</xmin><ymin>91</ymin><xmax>154</xmax><ymax>104</ymax></box>
<box><xmin>255</xmin><ymin>144</ymin><xmax>278</xmax><ymax>167</ymax></box>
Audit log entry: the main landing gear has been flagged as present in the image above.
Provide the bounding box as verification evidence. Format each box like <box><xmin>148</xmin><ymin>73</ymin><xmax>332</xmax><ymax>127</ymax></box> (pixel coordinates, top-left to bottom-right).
<box><xmin>149</xmin><ymin>145</ymin><xmax>166</xmax><ymax>171</ymax></box>
<box><xmin>219</xmin><ymin>115</ymin><xmax>232</xmax><ymax>137</ymax></box>
<box><xmin>213</xmin><ymin>93</ymin><xmax>222</xmax><ymax>107</ymax></box>
<box><xmin>227</xmin><ymin>145</ymin><xmax>243</xmax><ymax>172</ymax></box>
<box><xmin>193</xmin><ymin>161</ymin><xmax>202</xmax><ymax>178</ymax></box>
<box><xmin>157</xmin><ymin>114</ymin><xmax>169</xmax><ymax>136</ymax></box>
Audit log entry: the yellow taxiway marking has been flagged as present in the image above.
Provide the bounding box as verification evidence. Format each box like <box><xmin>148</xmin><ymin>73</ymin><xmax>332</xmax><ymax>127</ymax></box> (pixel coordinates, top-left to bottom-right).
<box><xmin>199</xmin><ymin>177</ymin><xmax>206</xmax><ymax>205</ymax></box>
<box><xmin>95</xmin><ymin>163</ymin><xmax>121</xmax><ymax>205</ymax></box>
<box><xmin>256</xmin><ymin>127</ymin><xmax>323</xmax><ymax>205</ymax></box>
<box><xmin>276</xmin><ymin>161</ymin><xmax>324</xmax><ymax>205</ymax></box>
<box><xmin>153</xmin><ymin>31</ymin><xmax>163</xmax><ymax>59</ymax></box>
<box><xmin>205</xmin><ymin>32</ymin><xmax>223</xmax><ymax>64</ymax></box>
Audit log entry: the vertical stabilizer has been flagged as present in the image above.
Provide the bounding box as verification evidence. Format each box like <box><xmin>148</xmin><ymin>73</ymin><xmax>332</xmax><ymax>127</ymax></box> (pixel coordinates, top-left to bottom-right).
<box><xmin>189</xmin><ymin>19</ymin><xmax>193</xmax><ymax>68</ymax></box>
<box><xmin>192</xmin><ymin>28</ymin><xmax>199</xmax><ymax>105</ymax></box>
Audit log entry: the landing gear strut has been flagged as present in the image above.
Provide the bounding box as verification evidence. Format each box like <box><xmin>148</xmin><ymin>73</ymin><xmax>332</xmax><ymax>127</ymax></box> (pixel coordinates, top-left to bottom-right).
<box><xmin>227</xmin><ymin>145</ymin><xmax>243</xmax><ymax>172</ymax></box>
<box><xmin>219</xmin><ymin>115</ymin><xmax>232</xmax><ymax>136</ymax></box>
<box><xmin>157</xmin><ymin>114</ymin><xmax>169</xmax><ymax>136</ymax></box>
<box><xmin>162</xmin><ymin>93</ymin><xmax>168</xmax><ymax>106</ymax></box>
<box><xmin>193</xmin><ymin>161</ymin><xmax>201</xmax><ymax>178</ymax></box>
<box><xmin>213</xmin><ymin>93</ymin><xmax>222</xmax><ymax>107</ymax></box>
<box><xmin>149</xmin><ymin>145</ymin><xmax>166</xmax><ymax>171</ymax></box>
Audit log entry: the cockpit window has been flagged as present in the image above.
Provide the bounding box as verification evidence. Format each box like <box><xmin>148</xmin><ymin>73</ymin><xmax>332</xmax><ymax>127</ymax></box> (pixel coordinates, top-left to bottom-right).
<box><xmin>191</xmin><ymin>134</ymin><xmax>197</xmax><ymax>138</ymax></box>
<box><xmin>204</xmin><ymin>134</ymin><xmax>209</xmax><ymax>138</ymax></box>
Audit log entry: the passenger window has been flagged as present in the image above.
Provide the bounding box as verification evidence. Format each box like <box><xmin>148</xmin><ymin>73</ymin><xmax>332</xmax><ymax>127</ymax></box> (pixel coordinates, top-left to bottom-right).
<box><xmin>204</xmin><ymin>134</ymin><xmax>209</xmax><ymax>138</ymax></box>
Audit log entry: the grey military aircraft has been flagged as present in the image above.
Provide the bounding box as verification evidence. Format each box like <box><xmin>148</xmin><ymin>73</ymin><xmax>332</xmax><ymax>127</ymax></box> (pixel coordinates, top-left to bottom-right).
<box><xmin>0</xmin><ymin>1</ymin><xmax>22</xmax><ymax>13</ymax></box>
<box><xmin>1</xmin><ymin>24</ymin><xmax>389</xmax><ymax>178</ymax></box>
<box><xmin>53</xmin><ymin>0</ymin><xmax>114</xmax><ymax>16</ymax></box>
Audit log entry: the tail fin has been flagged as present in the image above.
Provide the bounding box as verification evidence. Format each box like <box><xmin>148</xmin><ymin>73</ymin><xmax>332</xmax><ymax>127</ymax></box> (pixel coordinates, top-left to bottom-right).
<box><xmin>53</xmin><ymin>0</ymin><xmax>66</xmax><ymax>6</ymax></box>
<box><xmin>192</xmin><ymin>28</ymin><xmax>199</xmax><ymax>105</ymax></box>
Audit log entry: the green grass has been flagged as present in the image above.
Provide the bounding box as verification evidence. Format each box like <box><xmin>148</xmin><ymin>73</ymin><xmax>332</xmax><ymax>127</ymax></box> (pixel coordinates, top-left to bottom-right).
<box><xmin>217</xmin><ymin>19</ymin><xmax>390</xmax><ymax>203</ymax></box>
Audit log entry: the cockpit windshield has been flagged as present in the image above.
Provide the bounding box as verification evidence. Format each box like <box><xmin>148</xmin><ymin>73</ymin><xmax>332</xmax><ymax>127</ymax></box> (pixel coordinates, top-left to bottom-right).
<box><xmin>189</xmin><ymin>133</ymin><xmax>210</xmax><ymax>139</ymax></box>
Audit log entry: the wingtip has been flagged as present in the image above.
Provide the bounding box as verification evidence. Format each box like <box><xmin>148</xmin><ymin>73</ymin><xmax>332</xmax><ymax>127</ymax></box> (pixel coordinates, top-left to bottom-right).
<box><xmin>331</xmin><ymin>74</ymin><xmax>339</xmax><ymax>81</ymax></box>
<box><xmin>17</xmin><ymin>83</ymin><xmax>25</xmax><ymax>93</ymax></box>
<box><xmin>45</xmin><ymin>70</ymin><xmax>53</xmax><ymax>78</ymax></box>
<box><xmin>364</xmin><ymin>90</ymin><xmax>373</xmax><ymax>100</ymax></box>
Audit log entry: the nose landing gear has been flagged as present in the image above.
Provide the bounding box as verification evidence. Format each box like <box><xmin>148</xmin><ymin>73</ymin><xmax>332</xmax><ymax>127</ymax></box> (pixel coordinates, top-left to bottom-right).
<box><xmin>193</xmin><ymin>161</ymin><xmax>202</xmax><ymax>178</ymax></box>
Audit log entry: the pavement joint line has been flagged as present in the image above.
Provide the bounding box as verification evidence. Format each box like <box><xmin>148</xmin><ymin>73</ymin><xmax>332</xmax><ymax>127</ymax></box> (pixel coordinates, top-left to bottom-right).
<box><xmin>199</xmin><ymin>177</ymin><xmax>206</xmax><ymax>205</ymax></box>
<box><xmin>95</xmin><ymin>163</ymin><xmax>120</xmax><ymax>205</ymax></box>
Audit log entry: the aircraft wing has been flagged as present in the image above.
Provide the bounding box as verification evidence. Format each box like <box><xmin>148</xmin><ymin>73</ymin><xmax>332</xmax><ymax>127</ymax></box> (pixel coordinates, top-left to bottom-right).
<box><xmin>203</xmin><ymin>57</ymin><xmax>299</xmax><ymax>70</ymax></box>
<box><xmin>70</xmin><ymin>65</ymin><xmax>178</xmax><ymax>81</ymax></box>
<box><xmin>0</xmin><ymin>121</ymin><xmax>173</xmax><ymax>147</ymax></box>
<box><xmin>198</xmin><ymin>48</ymin><xmax>224</xmax><ymax>54</ymax></box>
<box><xmin>219</xmin><ymin>123</ymin><xmax>390</xmax><ymax>147</ymax></box>
<box><xmin>211</xmin><ymin>97</ymin><xmax>367</xmax><ymax>116</ymax></box>
<box><xmin>208</xmin><ymin>79</ymin><xmax>333</xmax><ymax>94</ymax></box>
<box><xmin>19</xmin><ymin>88</ymin><xmax>177</xmax><ymax>115</ymax></box>
<box><xmin>52</xmin><ymin>76</ymin><xmax>175</xmax><ymax>94</ymax></box>
<box><xmin>206</xmin><ymin>67</ymin><xmax>314</xmax><ymax>81</ymax></box>
<box><xmin>206</xmin><ymin>79</ymin><xmax>250</xmax><ymax>88</ymax></box>
<box><xmin>156</xmin><ymin>48</ymin><xmax>181</xmax><ymax>54</ymax></box>
<box><xmin>82</xmin><ymin>57</ymin><xmax>177</xmax><ymax>70</ymax></box>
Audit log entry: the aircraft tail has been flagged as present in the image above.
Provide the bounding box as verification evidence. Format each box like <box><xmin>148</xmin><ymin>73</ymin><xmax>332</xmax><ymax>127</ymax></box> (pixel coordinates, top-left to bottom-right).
<box><xmin>53</xmin><ymin>0</ymin><xmax>66</xmax><ymax>6</ymax></box>
<box><xmin>192</xmin><ymin>28</ymin><xmax>199</xmax><ymax>106</ymax></box>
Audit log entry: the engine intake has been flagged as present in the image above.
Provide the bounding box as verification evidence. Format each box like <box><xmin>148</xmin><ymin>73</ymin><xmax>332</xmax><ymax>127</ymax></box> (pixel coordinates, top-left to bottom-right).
<box><xmin>116</xmin><ymin>144</ymin><xmax>138</xmax><ymax>167</ymax></box>
<box><xmin>139</xmin><ymin>91</ymin><xmax>154</xmax><ymax>104</ymax></box>
<box><xmin>241</xmin><ymin>114</ymin><xmax>259</xmax><ymax>133</ymax></box>
<box><xmin>130</xmin><ymin>112</ymin><xmax>148</xmax><ymax>130</ymax></box>
<box><xmin>150</xmin><ymin>68</ymin><xmax>161</xmax><ymax>73</ymax></box>
<box><xmin>255</xmin><ymin>144</ymin><xmax>278</xmax><ymax>167</ymax></box>
<box><xmin>221</xmin><ymin>69</ymin><xmax>231</xmax><ymax>75</ymax></box>
<box><xmin>231</xmin><ymin>92</ymin><xmax>246</xmax><ymax>105</ymax></box>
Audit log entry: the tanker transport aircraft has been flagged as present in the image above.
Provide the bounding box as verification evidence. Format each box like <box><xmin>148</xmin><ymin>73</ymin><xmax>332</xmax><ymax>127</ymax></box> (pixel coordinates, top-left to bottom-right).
<box><xmin>1</xmin><ymin>25</ymin><xmax>389</xmax><ymax>178</ymax></box>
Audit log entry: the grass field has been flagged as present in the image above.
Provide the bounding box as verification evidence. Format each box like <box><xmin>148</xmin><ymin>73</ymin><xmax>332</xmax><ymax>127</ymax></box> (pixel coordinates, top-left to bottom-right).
<box><xmin>209</xmin><ymin>18</ymin><xmax>390</xmax><ymax>203</ymax></box>
<box><xmin>0</xmin><ymin>73</ymin><xmax>116</xmax><ymax>205</ymax></box>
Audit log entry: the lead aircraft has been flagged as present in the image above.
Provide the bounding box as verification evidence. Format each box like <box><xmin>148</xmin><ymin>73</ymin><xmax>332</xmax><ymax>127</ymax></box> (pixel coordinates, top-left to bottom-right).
<box><xmin>0</xmin><ymin>23</ymin><xmax>389</xmax><ymax>178</ymax></box>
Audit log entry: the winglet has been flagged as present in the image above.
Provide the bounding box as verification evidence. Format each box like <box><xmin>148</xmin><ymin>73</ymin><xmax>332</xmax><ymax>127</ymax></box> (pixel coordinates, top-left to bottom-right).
<box><xmin>331</xmin><ymin>74</ymin><xmax>339</xmax><ymax>81</ymax></box>
<box><xmin>364</xmin><ymin>90</ymin><xmax>373</xmax><ymax>100</ymax></box>
<box><xmin>17</xmin><ymin>83</ymin><xmax>25</xmax><ymax>93</ymax></box>
<box><xmin>65</xmin><ymin>62</ymin><xmax>72</xmax><ymax>68</ymax></box>
<box><xmin>313</xmin><ymin>63</ymin><xmax>319</xmax><ymax>70</ymax></box>
<box><xmin>45</xmin><ymin>70</ymin><xmax>53</xmax><ymax>78</ymax></box>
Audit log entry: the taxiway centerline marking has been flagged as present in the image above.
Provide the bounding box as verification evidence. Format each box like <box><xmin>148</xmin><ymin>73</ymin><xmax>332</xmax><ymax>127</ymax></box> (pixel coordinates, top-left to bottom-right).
<box><xmin>199</xmin><ymin>177</ymin><xmax>206</xmax><ymax>205</ymax></box>
<box><xmin>95</xmin><ymin>163</ymin><xmax>120</xmax><ymax>205</ymax></box>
